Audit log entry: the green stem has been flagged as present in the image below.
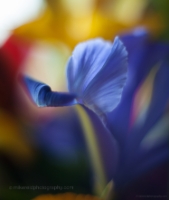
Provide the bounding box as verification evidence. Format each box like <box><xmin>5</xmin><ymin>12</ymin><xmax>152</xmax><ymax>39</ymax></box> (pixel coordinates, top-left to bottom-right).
<box><xmin>75</xmin><ymin>105</ymin><xmax>107</xmax><ymax>196</ymax></box>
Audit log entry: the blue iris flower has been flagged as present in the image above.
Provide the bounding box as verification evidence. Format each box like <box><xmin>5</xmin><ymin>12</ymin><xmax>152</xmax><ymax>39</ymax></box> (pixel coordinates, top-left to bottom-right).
<box><xmin>21</xmin><ymin>28</ymin><xmax>169</xmax><ymax>196</ymax></box>
<box><xmin>22</xmin><ymin>36</ymin><xmax>128</xmax><ymax>116</ymax></box>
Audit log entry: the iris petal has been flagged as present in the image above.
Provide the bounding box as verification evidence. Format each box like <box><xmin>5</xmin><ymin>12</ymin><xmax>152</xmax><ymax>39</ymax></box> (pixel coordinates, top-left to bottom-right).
<box><xmin>21</xmin><ymin>76</ymin><xmax>77</xmax><ymax>107</ymax></box>
<box><xmin>67</xmin><ymin>38</ymin><xmax>112</xmax><ymax>94</ymax></box>
<box><xmin>107</xmin><ymin>28</ymin><xmax>169</xmax><ymax>144</ymax></box>
<box><xmin>67</xmin><ymin>37</ymin><xmax>128</xmax><ymax>115</ymax></box>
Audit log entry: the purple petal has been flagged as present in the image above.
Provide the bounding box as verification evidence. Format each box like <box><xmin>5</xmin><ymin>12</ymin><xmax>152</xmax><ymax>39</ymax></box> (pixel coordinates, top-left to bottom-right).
<box><xmin>127</xmin><ymin>61</ymin><xmax>169</xmax><ymax>152</ymax></box>
<box><xmin>107</xmin><ymin>29</ymin><xmax>169</xmax><ymax>144</ymax></box>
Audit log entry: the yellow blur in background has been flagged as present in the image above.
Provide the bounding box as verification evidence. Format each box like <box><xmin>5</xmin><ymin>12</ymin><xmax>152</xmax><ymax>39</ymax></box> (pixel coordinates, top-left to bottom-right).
<box><xmin>13</xmin><ymin>0</ymin><xmax>164</xmax><ymax>48</ymax></box>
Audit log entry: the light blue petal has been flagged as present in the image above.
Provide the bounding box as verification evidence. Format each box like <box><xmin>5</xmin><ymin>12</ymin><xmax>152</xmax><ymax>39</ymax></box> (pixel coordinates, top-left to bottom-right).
<box><xmin>67</xmin><ymin>37</ymin><xmax>128</xmax><ymax>115</ymax></box>
<box><xmin>67</xmin><ymin>38</ymin><xmax>112</xmax><ymax>95</ymax></box>
<box><xmin>21</xmin><ymin>75</ymin><xmax>77</xmax><ymax>107</ymax></box>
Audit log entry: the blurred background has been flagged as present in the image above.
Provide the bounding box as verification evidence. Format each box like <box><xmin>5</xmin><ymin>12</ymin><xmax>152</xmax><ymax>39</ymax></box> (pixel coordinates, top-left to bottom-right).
<box><xmin>0</xmin><ymin>0</ymin><xmax>169</xmax><ymax>199</ymax></box>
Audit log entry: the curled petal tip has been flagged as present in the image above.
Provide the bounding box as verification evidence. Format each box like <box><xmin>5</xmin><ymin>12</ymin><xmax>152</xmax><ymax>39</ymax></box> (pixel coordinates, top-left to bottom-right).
<box><xmin>21</xmin><ymin>75</ymin><xmax>77</xmax><ymax>107</ymax></box>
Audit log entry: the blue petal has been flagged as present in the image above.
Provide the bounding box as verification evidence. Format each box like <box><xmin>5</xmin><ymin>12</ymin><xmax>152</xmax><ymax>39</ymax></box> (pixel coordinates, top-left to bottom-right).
<box><xmin>127</xmin><ymin>61</ymin><xmax>169</xmax><ymax>150</ymax></box>
<box><xmin>67</xmin><ymin>38</ymin><xmax>112</xmax><ymax>94</ymax></box>
<box><xmin>67</xmin><ymin>37</ymin><xmax>128</xmax><ymax>115</ymax></box>
<box><xmin>21</xmin><ymin>75</ymin><xmax>77</xmax><ymax>107</ymax></box>
<box><xmin>107</xmin><ymin>29</ymin><xmax>169</xmax><ymax>144</ymax></box>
